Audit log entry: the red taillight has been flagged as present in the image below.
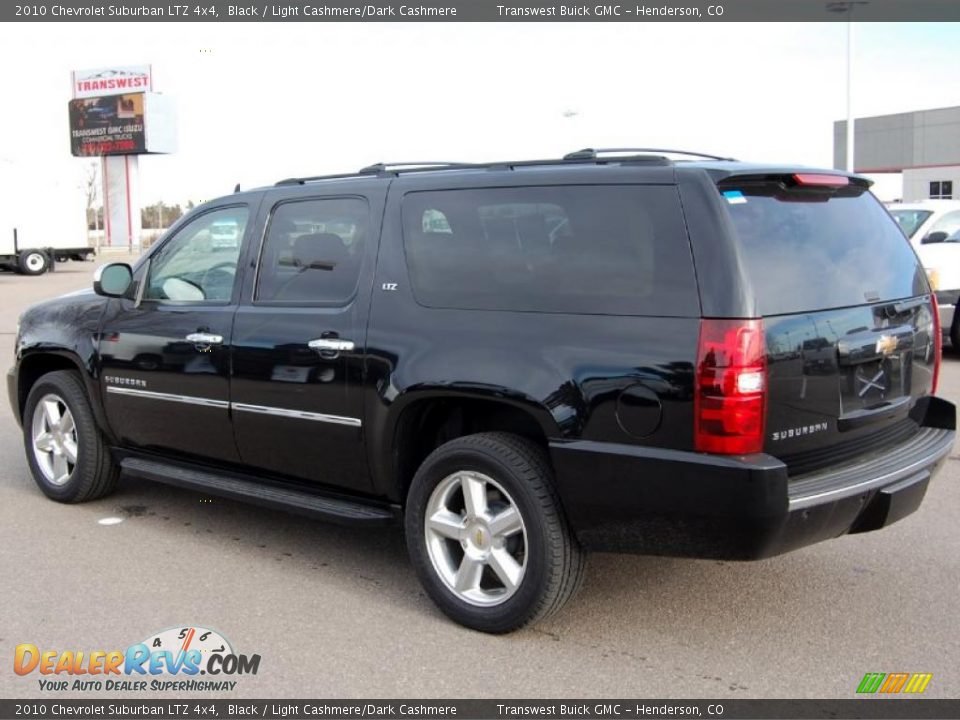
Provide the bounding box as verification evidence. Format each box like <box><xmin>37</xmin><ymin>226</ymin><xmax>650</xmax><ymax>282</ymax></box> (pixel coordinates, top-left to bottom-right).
<box><xmin>792</xmin><ymin>173</ymin><xmax>849</xmax><ymax>187</ymax></box>
<box><xmin>931</xmin><ymin>293</ymin><xmax>941</xmax><ymax>396</ymax></box>
<box><xmin>695</xmin><ymin>318</ymin><xmax>767</xmax><ymax>455</ymax></box>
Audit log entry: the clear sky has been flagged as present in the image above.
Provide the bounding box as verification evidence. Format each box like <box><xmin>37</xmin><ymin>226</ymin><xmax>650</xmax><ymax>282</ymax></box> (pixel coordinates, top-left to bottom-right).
<box><xmin>0</xmin><ymin>22</ymin><xmax>958</xmax><ymax>205</ymax></box>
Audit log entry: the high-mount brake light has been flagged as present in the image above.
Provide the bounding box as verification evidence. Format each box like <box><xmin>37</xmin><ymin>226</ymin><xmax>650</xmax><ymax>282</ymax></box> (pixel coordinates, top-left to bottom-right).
<box><xmin>792</xmin><ymin>173</ymin><xmax>849</xmax><ymax>187</ymax></box>
<box><xmin>694</xmin><ymin>318</ymin><xmax>767</xmax><ymax>455</ymax></box>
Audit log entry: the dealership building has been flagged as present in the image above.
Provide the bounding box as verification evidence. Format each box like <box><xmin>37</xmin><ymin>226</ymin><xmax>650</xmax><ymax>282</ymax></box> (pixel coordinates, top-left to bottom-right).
<box><xmin>834</xmin><ymin>105</ymin><xmax>960</xmax><ymax>201</ymax></box>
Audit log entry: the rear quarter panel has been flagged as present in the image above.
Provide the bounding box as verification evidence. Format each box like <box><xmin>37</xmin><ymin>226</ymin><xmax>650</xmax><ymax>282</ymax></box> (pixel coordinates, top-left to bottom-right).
<box><xmin>364</xmin><ymin>173</ymin><xmax>702</xmax><ymax>500</ymax></box>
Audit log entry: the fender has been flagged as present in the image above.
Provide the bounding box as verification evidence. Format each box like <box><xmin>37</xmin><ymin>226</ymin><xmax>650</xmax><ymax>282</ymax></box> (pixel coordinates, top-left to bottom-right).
<box><xmin>13</xmin><ymin>290</ymin><xmax>114</xmax><ymax>443</ymax></box>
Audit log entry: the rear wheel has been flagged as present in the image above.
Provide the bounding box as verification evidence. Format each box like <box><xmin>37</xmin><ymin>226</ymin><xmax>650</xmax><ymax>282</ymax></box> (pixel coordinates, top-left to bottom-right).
<box><xmin>18</xmin><ymin>250</ymin><xmax>49</xmax><ymax>275</ymax></box>
<box><xmin>405</xmin><ymin>432</ymin><xmax>585</xmax><ymax>633</ymax></box>
<box><xmin>950</xmin><ymin>313</ymin><xmax>960</xmax><ymax>353</ymax></box>
<box><xmin>23</xmin><ymin>370</ymin><xmax>119</xmax><ymax>503</ymax></box>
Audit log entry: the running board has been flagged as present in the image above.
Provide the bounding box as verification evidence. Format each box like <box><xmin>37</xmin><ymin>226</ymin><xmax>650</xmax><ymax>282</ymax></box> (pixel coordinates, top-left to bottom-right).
<box><xmin>120</xmin><ymin>457</ymin><xmax>398</xmax><ymax>526</ymax></box>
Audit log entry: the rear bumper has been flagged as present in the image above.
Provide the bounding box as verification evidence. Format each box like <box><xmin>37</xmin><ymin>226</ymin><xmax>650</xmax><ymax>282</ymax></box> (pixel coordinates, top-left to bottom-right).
<box><xmin>550</xmin><ymin>396</ymin><xmax>955</xmax><ymax>560</ymax></box>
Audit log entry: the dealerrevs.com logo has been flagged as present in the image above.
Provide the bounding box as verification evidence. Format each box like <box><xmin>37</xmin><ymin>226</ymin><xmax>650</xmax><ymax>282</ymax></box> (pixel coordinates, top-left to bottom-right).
<box><xmin>14</xmin><ymin>626</ymin><xmax>261</xmax><ymax>692</ymax></box>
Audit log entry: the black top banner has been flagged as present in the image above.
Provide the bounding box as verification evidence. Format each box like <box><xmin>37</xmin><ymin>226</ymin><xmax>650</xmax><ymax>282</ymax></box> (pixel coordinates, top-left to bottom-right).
<box><xmin>6</xmin><ymin>0</ymin><xmax>960</xmax><ymax>22</ymax></box>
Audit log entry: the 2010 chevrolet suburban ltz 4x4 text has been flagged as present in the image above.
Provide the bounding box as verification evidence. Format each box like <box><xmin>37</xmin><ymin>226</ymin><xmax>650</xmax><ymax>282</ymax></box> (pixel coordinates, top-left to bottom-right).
<box><xmin>8</xmin><ymin>149</ymin><xmax>956</xmax><ymax>633</ymax></box>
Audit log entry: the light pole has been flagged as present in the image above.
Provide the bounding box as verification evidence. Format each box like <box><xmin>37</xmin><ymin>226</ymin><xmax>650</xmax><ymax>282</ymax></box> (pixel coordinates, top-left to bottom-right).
<box><xmin>828</xmin><ymin>2</ymin><xmax>870</xmax><ymax>172</ymax></box>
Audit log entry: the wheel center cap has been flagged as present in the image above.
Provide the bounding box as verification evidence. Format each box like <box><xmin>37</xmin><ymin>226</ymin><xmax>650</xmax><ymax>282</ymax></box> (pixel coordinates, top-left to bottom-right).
<box><xmin>465</xmin><ymin>522</ymin><xmax>491</xmax><ymax>553</ymax></box>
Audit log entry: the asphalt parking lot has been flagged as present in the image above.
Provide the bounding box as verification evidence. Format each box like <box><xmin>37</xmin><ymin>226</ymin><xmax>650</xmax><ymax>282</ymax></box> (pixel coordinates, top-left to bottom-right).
<box><xmin>1</xmin><ymin>259</ymin><xmax>957</xmax><ymax>700</ymax></box>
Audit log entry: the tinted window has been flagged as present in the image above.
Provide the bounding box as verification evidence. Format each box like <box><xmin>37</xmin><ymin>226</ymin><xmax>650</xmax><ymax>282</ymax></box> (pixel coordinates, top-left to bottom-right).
<box><xmin>401</xmin><ymin>185</ymin><xmax>698</xmax><ymax>316</ymax></box>
<box><xmin>144</xmin><ymin>206</ymin><xmax>248</xmax><ymax>302</ymax></box>
<box><xmin>721</xmin><ymin>184</ymin><xmax>927</xmax><ymax>316</ymax></box>
<box><xmin>257</xmin><ymin>198</ymin><xmax>368</xmax><ymax>304</ymax></box>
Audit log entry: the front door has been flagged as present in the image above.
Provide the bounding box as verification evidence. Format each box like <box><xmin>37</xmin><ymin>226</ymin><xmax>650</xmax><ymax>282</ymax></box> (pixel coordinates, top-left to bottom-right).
<box><xmin>230</xmin><ymin>190</ymin><xmax>382</xmax><ymax>492</ymax></box>
<box><xmin>99</xmin><ymin>203</ymin><xmax>254</xmax><ymax>464</ymax></box>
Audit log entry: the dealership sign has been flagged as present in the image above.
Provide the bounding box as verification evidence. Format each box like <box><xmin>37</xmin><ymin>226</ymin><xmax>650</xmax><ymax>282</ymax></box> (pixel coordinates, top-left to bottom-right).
<box><xmin>68</xmin><ymin>92</ymin><xmax>177</xmax><ymax>157</ymax></box>
<box><xmin>72</xmin><ymin>65</ymin><xmax>152</xmax><ymax>99</ymax></box>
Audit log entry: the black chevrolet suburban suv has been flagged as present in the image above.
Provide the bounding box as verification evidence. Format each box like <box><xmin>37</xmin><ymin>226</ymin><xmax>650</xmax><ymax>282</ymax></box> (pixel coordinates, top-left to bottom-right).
<box><xmin>8</xmin><ymin>149</ymin><xmax>955</xmax><ymax>633</ymax></box>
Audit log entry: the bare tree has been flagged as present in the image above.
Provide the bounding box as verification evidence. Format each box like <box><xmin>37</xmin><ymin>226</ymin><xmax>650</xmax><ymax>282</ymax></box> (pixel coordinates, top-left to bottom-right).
<box><xmin>84</xmin><ymin>160</ymin><xmax>101</xmax><ymax>251</ymax></box>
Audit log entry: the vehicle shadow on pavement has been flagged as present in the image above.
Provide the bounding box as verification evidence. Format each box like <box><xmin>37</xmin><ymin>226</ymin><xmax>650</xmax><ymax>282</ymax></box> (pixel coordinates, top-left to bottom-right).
<box><xmin>108</xmin><ymin>473</ymin><xmax>424</xmax><ymax>595</ymax></box>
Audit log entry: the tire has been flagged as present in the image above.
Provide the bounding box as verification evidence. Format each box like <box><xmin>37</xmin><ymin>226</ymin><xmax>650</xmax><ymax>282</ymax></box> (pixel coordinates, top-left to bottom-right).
<box><xmin>405</xmin><ymin>432</ymin><xmax>585</xmax><ymax>633</ymax></box>
<box><xmin>17</xmin><ymin>250</ymin><xmax>49</xmax><ymax>275</ymax></box>
<box><xmin>950</xmin><ymin>313</ymin><xmax>960</xmax><ymax>354</ymax></box>
<box><xmin>23</xmin><ymin>370</ymin><xmax>119</xmax><ymax>503</ymax></box>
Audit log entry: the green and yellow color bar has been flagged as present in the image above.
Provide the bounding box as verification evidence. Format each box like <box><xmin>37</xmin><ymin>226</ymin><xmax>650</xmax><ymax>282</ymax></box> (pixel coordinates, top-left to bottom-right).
<box><xmin>857</xmin><ymin>672</ymin><xmax>933</xmax><ymax>694</ymax></box>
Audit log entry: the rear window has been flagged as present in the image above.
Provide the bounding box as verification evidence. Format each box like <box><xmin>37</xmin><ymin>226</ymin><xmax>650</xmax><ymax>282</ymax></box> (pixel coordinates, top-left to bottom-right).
<box><xmin>721</xmin><ymin>182</ymin><xmax>928</xmax><ymax>316</ymax></box>
<box><xmin>401</xmin><ymin>185</ymin><xmax>699</xmax><ymax>316</ymax></box>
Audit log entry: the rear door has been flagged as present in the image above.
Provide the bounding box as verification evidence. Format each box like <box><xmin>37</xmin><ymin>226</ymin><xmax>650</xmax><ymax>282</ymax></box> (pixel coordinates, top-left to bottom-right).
<box><xmin>717</xmin><ymin>174</ymin><xmax>935</xmax><ymax>474</ymax></box>
<box><xmin>229</xmin><ymin>184</ymin><xmax>385</xmax><ymax>493</ymax></box>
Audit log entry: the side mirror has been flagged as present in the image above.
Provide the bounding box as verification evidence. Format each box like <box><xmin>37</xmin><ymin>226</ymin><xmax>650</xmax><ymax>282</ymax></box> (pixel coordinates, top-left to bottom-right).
<box><xmin>93</xmin><ymin>263</ymin><xmax>133</xmax><ymax>298</ymax></box>
<box><xmin>921</xmin><ymin>231</ymin><xmax>948</xmax><ymax>245</ymax></box>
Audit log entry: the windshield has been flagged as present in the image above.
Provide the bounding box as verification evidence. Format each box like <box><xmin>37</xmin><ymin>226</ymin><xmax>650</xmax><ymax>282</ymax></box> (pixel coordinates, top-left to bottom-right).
<box><xmin>889</xmin><ymin>209</ymin><xmax>932</xmax><ymax>239</ymax></box>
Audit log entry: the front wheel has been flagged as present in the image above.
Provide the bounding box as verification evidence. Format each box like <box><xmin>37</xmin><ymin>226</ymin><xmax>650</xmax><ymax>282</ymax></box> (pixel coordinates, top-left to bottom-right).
<box><xmin>23</xmin><ymin>370</ymin><xmax>119</xmax><ymax>503</ymax></box>
<box><xmin>405</xmin><ymin>432</ymin><xmax>585</xmax><ymax>633</ymax></box>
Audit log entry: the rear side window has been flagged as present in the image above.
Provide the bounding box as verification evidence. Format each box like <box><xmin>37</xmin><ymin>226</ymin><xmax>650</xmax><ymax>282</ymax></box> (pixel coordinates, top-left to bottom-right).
<box><xmin>257</xmin><ymin>197</ymin><xmax>369</xmax><ymax>304</ymax></box>
<box><xmin>721</xmin><ymin>183</ymin><xmax>928</xmax><ymax>316</ymax></box>
<box><xmin>401</xmin><ymin>185</ymin><xmax>698</xmax><ymax>316</ymax></box>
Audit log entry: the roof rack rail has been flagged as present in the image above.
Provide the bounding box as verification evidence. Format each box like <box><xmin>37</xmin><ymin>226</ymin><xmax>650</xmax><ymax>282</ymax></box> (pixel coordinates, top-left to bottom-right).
<box><xmin>274</xmin><ymin>150</ymin><xmax>734</xmax><ymax>186</ymax></box>
<box><xmin>563</xmin><ymin>147</ymin><xmax>736</xmax><ymax>162</ymax></box>
<box><xmin>275</xmin><ymin>171</ymin><xmax>374</xmax><ymax>186</ymax></box>
<box><xmin>358</xmin><ymin>161</ymin><xmax>476</xmax><ymax>175</ymax></box>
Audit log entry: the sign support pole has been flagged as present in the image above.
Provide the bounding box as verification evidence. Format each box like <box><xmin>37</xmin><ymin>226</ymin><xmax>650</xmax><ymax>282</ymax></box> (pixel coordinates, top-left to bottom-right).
<box><xmin>101</xmin><ymin>154</ymin><xmax>141</xmax><ymax>251</ymax></box>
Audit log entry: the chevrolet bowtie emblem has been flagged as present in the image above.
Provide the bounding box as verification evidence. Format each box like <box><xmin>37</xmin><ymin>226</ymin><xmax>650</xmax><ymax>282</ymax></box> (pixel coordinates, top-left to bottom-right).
<box><xmin>876</xmin><ymin>335</ymin><xmax>898</xmax><ymax>356</ymax></box>
<box><xmin>475</xmin><ymin>529</ymin><xmax>484</xmax><ymax>546</ymax></box>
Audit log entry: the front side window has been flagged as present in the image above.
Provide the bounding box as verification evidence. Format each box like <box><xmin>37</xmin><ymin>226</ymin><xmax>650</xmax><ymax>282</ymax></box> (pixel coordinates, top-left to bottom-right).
<box><xmin>256</xmin><ymin>198</ymin><xmax>369</xmax><ymax>304</ymax></box>
<box><xmin>143</xmin><ymin>207</ymin><xmax>249</xmax><ymax>302</ymax></box>
<box><xmin>401</xmin><ymin>185</ymin><xmax>698</xmax><ymax>316</ymax></box>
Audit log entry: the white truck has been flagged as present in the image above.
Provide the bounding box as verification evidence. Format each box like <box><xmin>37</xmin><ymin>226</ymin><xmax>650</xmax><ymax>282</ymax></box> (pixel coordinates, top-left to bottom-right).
<box><xmin>0</xmin><ymin>162</ymin><xmax>95</xmax><ymax>275</ymax></box>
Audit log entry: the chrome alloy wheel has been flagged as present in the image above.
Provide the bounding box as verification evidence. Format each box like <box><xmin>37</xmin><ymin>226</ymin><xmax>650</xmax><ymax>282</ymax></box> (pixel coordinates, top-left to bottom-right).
<box><xmin>31</xmin><ymin>394</ymin><xmax>78</xmax><ymax>485</ymax></box>
<box><xmin>424</xmin><ymin>470</ymin><xmax>528</xmax><ymax>606</ymax></box>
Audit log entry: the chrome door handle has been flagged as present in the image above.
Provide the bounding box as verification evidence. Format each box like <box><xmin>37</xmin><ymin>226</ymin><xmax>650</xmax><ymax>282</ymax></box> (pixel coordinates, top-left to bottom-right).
<box><xmin>185</xmin><ymin>332</ymin><xmax>224</xmax><ymax>345</ymax></box>
<box><xmin>308</xmin><ymin>338</ymin><xmax>355</xmax><ymax>353</ymax></box>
